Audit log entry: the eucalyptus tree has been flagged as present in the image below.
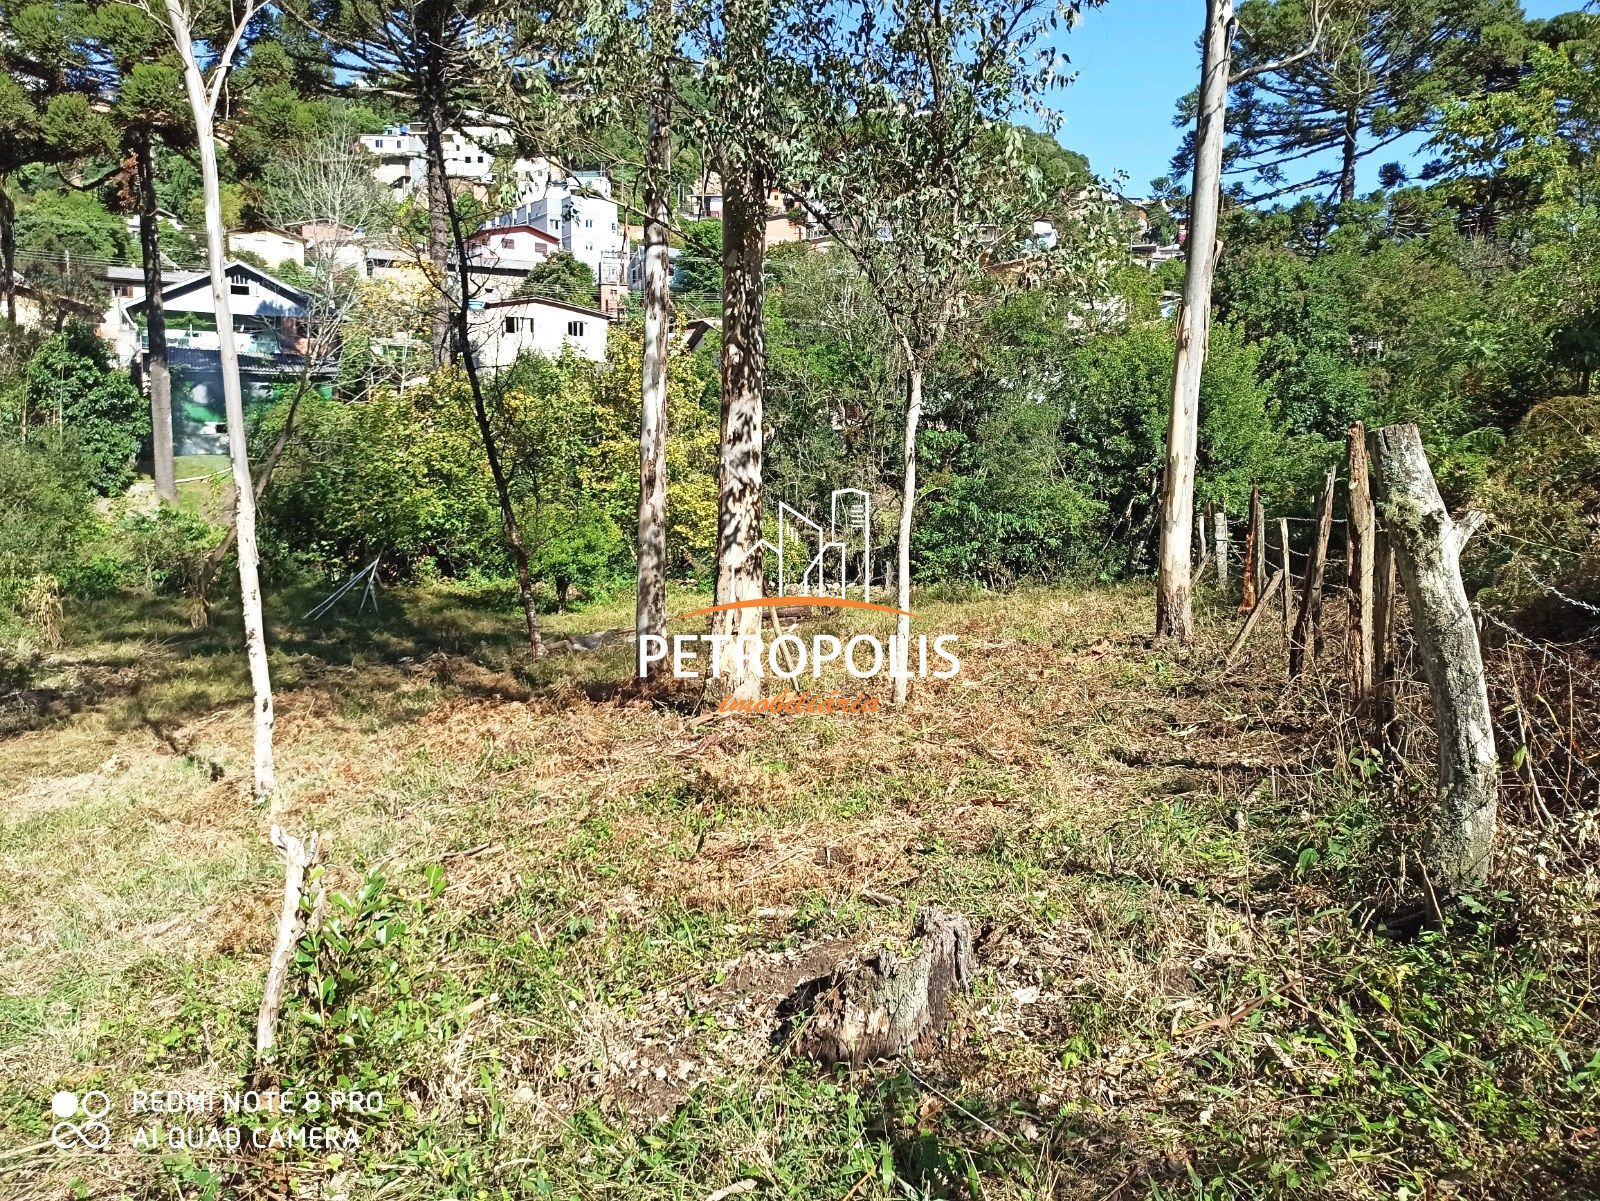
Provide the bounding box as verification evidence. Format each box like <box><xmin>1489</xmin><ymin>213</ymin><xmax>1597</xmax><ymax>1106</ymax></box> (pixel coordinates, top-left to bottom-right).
<box><xmin>551</xmin><ymin>0</ymin><xmax>692</xmax><ymax>676</ymax></box>
<box><xmin>1156</xmin><ymin>0</ymin><xmax>1233</xmax><ymax>645</ymax></box>
<box><xmin>696</xmin><ymin>0</ymin><xmax>799</xmax><ymax>698</ymax></box>
<box><xmin>780</xmin><ymin>0</ymin><xmax>1114</xmax><ymax>702</ymax></box>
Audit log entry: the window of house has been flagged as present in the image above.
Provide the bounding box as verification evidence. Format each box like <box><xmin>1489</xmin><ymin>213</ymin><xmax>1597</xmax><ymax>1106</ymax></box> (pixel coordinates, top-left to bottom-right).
<box><xmin>566</xmin><ymin>320</ymin><xmax>585</xmax><ymax>337</ymax></box>
<box><xmin>230</xmin><ymin>278</ymin><xmax>250</xmax><ymax>296</ymax></box>
<box><xmin>505</xmin><ymin>316</ymin><xmax>519</xmax><ymax>333</ymax></box>
<box><xmin>501</xmin><ymin>237</ymin><xmax>514</xmax><ymax>248</ymax></box>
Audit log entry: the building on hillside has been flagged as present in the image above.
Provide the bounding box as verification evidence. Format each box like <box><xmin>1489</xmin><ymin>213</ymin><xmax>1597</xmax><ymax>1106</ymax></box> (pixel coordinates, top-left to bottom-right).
<box><xmin>463</xmin><ymin>295</ymin><xmax>610</xmax><ymax>369</ymax></box>
<box><xmin>483</xmin><ymin>169</ymin><xmax>623</xmax><ymax>281</ymax></box>
<box><xmin>125</xmin><ymin>261</ymin><xmax>323</xmax><ymax>455</ymax></box>
<box><xmin>228</xmin><ymin>228</ymin><xmax>307</xmax><ymax>269</ymax></box>
<box><xmin>358</xmin><ymin>120</ymin><xmax>549</xmax><ymax>204</ymax></box>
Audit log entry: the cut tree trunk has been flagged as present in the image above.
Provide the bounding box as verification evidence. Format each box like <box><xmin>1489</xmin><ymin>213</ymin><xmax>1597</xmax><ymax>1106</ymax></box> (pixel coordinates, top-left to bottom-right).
<box><xmin>787</xmin><ymin>907</ymin><xmax>974</xmax><ymax>1066</ymax></box>
<box><xmin>169</xmin><ymin>11</ymin><xmax>277</xmax><ymax>800</ymax></box>
<box><xmin>1368</xmin><ymin>423</ymin><xmax>1497</xmax><ymax>891</ymax></box>
<box><xmin>893</xmin><ymin>361</ymin><xmax>922</xmax><ymax>706</ymax></box>
<box><xmin>714</xmin><ymin>163</ymin><xmax>767</xmax><ymax>701</ymax></box>
<box><xmin>1155</xmin><ymin>0</ymin><xmax>1233</xmax><ymax>645</ymax></box>
<box><xmin>136</xmin><ymin>135</ymin><xmax>176</xmax><ymax>504</ymax></box>
<box><xmin>637</xmin><ymin>95</ymin><xmax>672</xmax><ymax>678</ymax></box>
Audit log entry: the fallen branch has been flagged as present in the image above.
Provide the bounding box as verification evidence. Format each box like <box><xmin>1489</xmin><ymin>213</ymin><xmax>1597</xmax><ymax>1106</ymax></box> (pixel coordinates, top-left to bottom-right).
<box><xmin>255</xmin><ymin>826</ymin><xmax>321</xmax><ymax>1061</ymax></box>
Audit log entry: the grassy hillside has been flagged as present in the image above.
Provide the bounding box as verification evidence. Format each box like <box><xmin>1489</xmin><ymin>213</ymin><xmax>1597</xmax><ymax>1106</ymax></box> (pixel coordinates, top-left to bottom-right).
<box><xmin>1</xmin><ymin>583</ymin><xmax>1594</xmax><ymax>1199</ymax></box>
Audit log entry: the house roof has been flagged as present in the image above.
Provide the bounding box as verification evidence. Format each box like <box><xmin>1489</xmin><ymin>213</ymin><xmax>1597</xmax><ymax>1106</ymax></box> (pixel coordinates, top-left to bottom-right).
<box><xmin>478</xmin><ymin>294</ymin><xmax>611</xmax><ymax>321</ymax></box>
<box><xmin>125</xmin><ymin>260</ymin><xmax>309</xmax><ymax>314</ymax></box>
<box><xmin>469</xmin><ymin>223</ymin><xmax>559</xmax><ymax>244</ymax></box>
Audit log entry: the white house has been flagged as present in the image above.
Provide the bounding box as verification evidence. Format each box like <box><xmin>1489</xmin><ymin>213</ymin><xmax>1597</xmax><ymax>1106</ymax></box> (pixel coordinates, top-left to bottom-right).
<box><xmin>359</xmin><ymin>120</ymin><xmax>548</xmax><ymax>202</ymax></box>
<box><xmin>125</xmin><ymin>262</ymin><xmax>316</xmax><ymax>454</ymax></box>
<box><xmin>483</xmin><ymin>169</ymin><xmax>623</xmax><ymax>281</ymax></box>
<box><xmin>228</xmin><ymin>228</ymin><xmax>307</xmax><ymax>269</ymax></box>
<box><xmin>466</xmin><ymin>295</ymin><xmax>609</xmax><ymax>369</ymax></box>
<box><xmin>465</xmin><ymin>223</ymin><xmax>559</xmax><ymax>273</ymax></box>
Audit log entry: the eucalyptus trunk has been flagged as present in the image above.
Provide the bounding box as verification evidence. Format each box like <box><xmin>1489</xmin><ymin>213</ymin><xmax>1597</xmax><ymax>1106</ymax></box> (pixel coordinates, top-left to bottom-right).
<box><xmin>714</xmin><ymin>164</ymin><xmax>766</xmax><ymax>701</ymax></box>
<box><xmin>136</xmin><ymin>134</ymin><xmax>176</xmax><ymax>503</ymax></box>
<box><xmin>1155</xmin><ymin>0</ymin><xmax>1232</xmax><ymax>645</ymax></box>
<box><xmin>892</xmin><ymin>360</ymin><xmax>922</xmax><ymax>706</ymax></box>
<box><xmin>168</xmin><ymin>0</ymin><xmax>277</xmax><ymax>800</ymax></box>
<box><xmin>636</xmin><ymin>97</ymin><xmax>672</xmax><ymax>677</ymax></box>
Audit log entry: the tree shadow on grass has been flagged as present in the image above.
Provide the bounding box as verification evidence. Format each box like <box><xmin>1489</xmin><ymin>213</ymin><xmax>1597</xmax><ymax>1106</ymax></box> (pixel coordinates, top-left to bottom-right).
<box><xmin>9</xmin><ymin>586</ymin><xmax>660</xmax><ymax>744</ymax></box>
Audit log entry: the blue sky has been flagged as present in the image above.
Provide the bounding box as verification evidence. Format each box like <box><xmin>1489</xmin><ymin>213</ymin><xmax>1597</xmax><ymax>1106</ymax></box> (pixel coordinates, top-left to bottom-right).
<box><xmin>1043</xmin><ymin>0</ymin><xmax>1580</xmax><ymax>198</ymax></box>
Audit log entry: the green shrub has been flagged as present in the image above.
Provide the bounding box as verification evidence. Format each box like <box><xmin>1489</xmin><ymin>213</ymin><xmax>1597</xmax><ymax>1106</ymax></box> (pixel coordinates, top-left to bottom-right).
<box><xmin>0</xmin><ymin>440</ymin><xmax>99</xmax><ymax>616</ymax></box>
<box><xmin>23</xmin><ymin>322</ymin><xmax>148</xmax><ymax>494</ymax></box>
<box><xmin>1471</xmin><ymin>394</ymin><xmax>1600</xmax><ymax>621</ymax></box>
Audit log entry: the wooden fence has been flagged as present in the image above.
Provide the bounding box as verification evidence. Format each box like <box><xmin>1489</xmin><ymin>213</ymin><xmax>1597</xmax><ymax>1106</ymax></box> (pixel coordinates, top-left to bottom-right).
<box><xmin>1213</xmin><ymin>421</ymin><xmax>1499</xmax><ymax>892</ymax></box>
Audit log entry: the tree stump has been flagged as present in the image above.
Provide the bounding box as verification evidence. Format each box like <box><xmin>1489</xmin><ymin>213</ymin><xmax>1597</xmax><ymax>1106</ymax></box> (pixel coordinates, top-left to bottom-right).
<box><xmin>785</xmin><ymin>907</ymin><xmax>975</xmax><ymax>1066</ymax></box>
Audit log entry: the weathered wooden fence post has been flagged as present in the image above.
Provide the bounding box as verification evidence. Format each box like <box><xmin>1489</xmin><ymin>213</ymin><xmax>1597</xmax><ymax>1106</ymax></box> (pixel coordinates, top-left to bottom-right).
<box><xmin>1196</xmin><ymin>507</ymin><xmax>1210</xmax><ymax>578</ymax></box>
<box><xmin>1278</xmin><ymin>516</ymin><xmax>1292</xmax><ymax>638</ymax></box>
<box><xmin>1372</xmin><ymin>530</ymin><xmax>1397</xmax><ymax>746</ymax></box>
<box><xmin>1347</xmin><ymin>423</ymin><xmax>1377</xmax><ymax>712</ymax></box>
<box><xmin>1240</xmin><ymin>485</ymin><xmax>1264</xmax><ymax>612</ymax></box>
<box><xmin>1289</xmin><ymin>468</ymin><xmax>1336</xmax><ymax>678</ymax></box>
<box><xmin>1368</xmin><ymin>423</ymin><xmax>1497</xmax><ymax>891</ymax></box>
<box><xmin>1215</xmin><ymin>508</ymin><xmax>1229</xmax><ymax>591</ymax></box>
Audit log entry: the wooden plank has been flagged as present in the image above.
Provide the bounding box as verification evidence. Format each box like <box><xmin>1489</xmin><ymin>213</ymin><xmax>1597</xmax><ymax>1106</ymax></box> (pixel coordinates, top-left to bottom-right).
<box><xmin>1278</xmin><ymin>515</ymin><xmax>1292</xmax><ymax>639</ymax></box>
<box><xmin>1239</xmin><ymin>484</ymin><xmax>1263</xmax><ymax>613</ymax></box>
<box><xmin>1223</xmin><ymin>569</ymin><xmax>1285</xmax><ymax>669</ymax></box>
<box><xmin>1347</xmin><ymin>423</ymin><xmax>1377</xmax><ymax>713</ymax></box>
<box><xmin>1289</xmin><ymin>468</ymin><xmax>1336</xmax><ymax>679</ymax></box>
<box><xmin>1215</xmin><ymin>508</ymin><xmax>1229</xmax><ymax>590</ymax></box>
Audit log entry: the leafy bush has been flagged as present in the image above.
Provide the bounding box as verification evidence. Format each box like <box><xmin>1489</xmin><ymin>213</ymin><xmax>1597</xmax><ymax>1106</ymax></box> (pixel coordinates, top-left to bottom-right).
<box><xmin>23</xmin><ymin>322</ymin><xmax>149</xmax><ymax>494</ymax></box>
<box><xmin>1471</xmin><ymin>394</ymin><xmax>1600</xmax><ymax>622</ymax></box>
<box><xmin>0</xmin><ymin>440</ymin><xmax>99</xmax><ymax>616</ymax></box>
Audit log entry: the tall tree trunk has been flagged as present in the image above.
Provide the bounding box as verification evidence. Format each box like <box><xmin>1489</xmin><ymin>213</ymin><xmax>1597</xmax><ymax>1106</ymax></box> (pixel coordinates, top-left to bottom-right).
<box><xmin>1339</xmin><ymin>105</ymin><xmax>1358</xmax><ymax>207</ymax></box>
<box><xmin>892</xmin><ymin>358</ymin><xmax>922</xmax><ymax>706</ymax></box>
<box><xmin>424</xmin><ymin>102</ymin><xmax>453</xmax><ymax>369</ymax></box>
<box><xmin>136</xmin><ymin>134</ymin><xmax>177</xmax><ymax>503</ymax></box>
<box><xmin>430</xmin><ymin>125</ymin><xmax>544</xmax><ymax>659</ymax></box>
<box><xmin>1368</xmin><ymin>423</ymin><xmax>1497</xmax><ymax>891</ymax></box>
<box><xmin>714</xmin><ymin>163</ymin><xmax>766</xmax><ymax>700</ymax></box>
<box><xmin>169</xmin><ymin>6</ymin><xmax>276</xmax><ymax>801</ymax></box>
<box><xmin>1155</xmin><ymin>0</ymin><xmax>1232</xmax><ymax>645</ymax></box>
<box><xmin>0</xmin><ymin>182</ymin><xmax>15</xmax><ymax>324</ymax></box>
<box><xmin>637</xmin><ymin>96</ymin><xmax>672</xmax><ymax>677</ymax></box>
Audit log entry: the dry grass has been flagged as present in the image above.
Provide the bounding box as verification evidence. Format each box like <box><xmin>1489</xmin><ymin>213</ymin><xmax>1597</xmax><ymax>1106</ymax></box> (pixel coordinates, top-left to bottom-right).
<box><xmin>0</xmin><ymin>580</ymin><xmax>1595</xmax><ymax>1200</ymax></box>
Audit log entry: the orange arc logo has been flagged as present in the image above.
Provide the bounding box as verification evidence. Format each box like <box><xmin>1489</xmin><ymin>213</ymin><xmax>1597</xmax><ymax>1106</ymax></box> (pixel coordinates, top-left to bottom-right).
<box><xmin>679</xmin><ymin>596</ymin><xmax>917</xmax><ymax>620</ymax></box>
